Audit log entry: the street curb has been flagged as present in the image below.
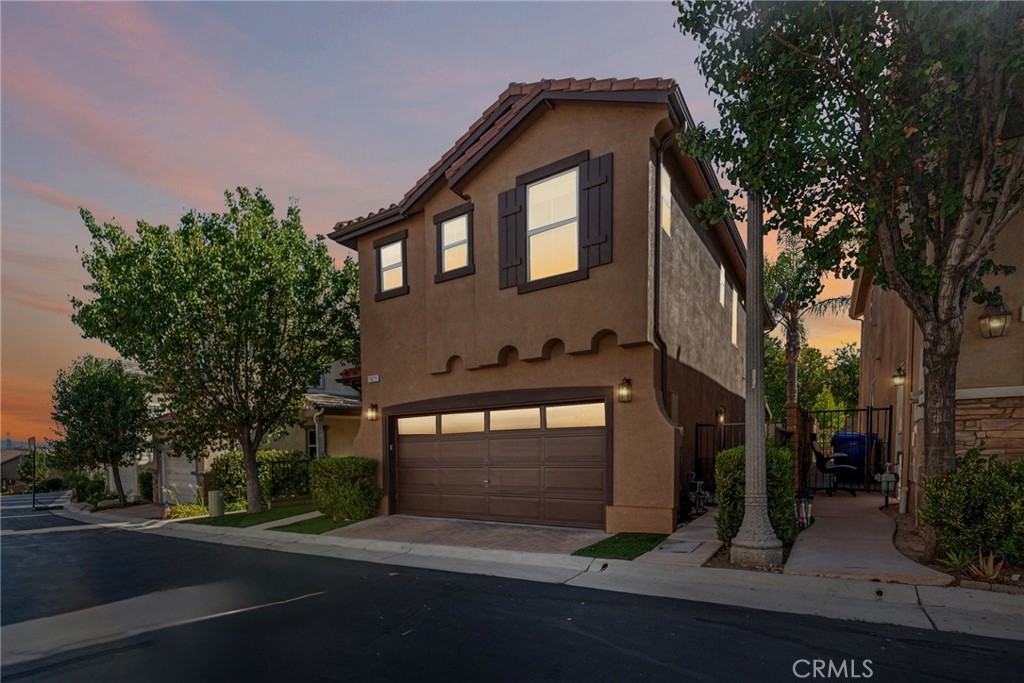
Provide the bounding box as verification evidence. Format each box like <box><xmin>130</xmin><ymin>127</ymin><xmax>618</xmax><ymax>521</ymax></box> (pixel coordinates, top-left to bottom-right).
<box><xmin>50</xmin><ymin>507</ymin><xmax>1024</xmax><ymax>641</ymax></box>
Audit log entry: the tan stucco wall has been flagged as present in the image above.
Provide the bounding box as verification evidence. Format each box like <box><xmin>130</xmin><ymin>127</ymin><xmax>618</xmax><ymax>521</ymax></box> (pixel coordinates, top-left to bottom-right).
<box><xmin>956</xmin><ymin>225</ymin><xmax>1024</xmax><ymax>389</ymax></box>
<box><xmin>265</xmin><ymin>415</ymin><xmax>360</xmax><ymax>457</ymax></box>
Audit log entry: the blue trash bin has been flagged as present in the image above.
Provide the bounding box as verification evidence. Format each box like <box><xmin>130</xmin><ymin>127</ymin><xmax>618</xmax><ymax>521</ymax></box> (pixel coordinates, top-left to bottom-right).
<box><xmin>830</xmin><ymin>432</ymin><xmax>878</xmax><ymax>483</ymax></box>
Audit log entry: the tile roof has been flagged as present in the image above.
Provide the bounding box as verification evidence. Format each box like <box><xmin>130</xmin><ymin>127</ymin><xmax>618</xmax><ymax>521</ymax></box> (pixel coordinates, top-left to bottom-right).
<box><xmin>330</xmin><ymin>77</ymin><xmax>676</xmax><ymax>237</ymax></box>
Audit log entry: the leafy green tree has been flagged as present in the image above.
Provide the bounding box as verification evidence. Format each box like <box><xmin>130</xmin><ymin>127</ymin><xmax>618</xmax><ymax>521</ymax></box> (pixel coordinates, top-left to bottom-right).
<box><xmin>49</xmin><ymin>356</ymin><xmax>152</xmax><ymax>506</ymax></box>
<box><xmin>828</xmin><ymin>342</ymin><xmax>860</xmax><ymax>411</ymax></box>
<box><xmin>764</xmin><ymin>335</ymin><xmax>787</xmax><ymax>421</ymax></box>
<box><xmin>764</xmin><ymin>238</ymin><xmax>849</xmax><ymax>414</ymax></box>
<box><xmin>674</xmin><ymin>1</ymin><xmax>1023</xmax><ymax>479</ymax></box>
<box><xmin>73</xmin><ymin>188</ymin><xmax>358</xmax><ymax>513</ymax></box>
<box><xmin>797</xmin><ymin>346</ymin><xmax>830</xmax><ymax>411</ymax></box>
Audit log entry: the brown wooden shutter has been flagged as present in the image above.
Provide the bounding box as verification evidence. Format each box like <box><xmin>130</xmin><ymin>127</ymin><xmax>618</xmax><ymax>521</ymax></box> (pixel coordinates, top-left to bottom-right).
<box><xmin>579</xmin><ymin>153</ymin><xmax>613</xmax><ymax>268</ymax></box>
<box><xmin>498</xmin><ymin>186</ymin><xmax>526</xmax><ymax>289</ymax></box>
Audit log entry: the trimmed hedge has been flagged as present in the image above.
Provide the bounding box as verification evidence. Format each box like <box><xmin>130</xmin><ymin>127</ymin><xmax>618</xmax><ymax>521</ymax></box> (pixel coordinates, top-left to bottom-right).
<box><xmin>205</xmin><ymin>449</ymin><xmax>308</xmax><ymax>505</ymax></box>
<box><xmin>311</xmin><ymin>457</ymin><xmax>382</xmax><ymax>522</ymax></box>
<box><xmin>715</xmin><ymin>442</ymin><xmax>798</xmax><ymax>545</ymax></box>
<box><xmin>921</xmin><ymin>447</ymin><xmax>1024</xmax><ymax>563</ymax></box>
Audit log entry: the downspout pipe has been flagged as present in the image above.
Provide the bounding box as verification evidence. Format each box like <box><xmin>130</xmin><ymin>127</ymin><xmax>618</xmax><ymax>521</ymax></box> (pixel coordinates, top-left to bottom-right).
<box><xmin>654</xmin><ymin>130</ymin><xmax>678</xmax><ymax>417</ymax></box>
<box><xmin>313</xmin><ymin>408</ymin><xmax>326</xmax><ymax>458</ymax></box>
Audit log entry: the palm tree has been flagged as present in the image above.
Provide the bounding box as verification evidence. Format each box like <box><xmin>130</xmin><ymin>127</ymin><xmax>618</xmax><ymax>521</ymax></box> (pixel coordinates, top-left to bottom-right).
<box><xmin>764</xmin><ymin>237</ymin><xmax>850</xmax><ymax>413</ymax></box>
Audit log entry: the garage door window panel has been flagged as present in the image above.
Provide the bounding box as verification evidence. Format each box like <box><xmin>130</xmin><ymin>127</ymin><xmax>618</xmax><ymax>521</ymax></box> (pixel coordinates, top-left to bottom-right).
<box><xmin>545</xmin><ymin>403</ymin><xmax>606</xmax><ymax>428</ymax></box>
<box><xmin>489</xmin><ymin>407</ymin><xmax>541</xmax><ymax>431</ymax></box>
<box><xmin>441</xmin><ymin>411</ymin><xmax>485</xmax><ymax>434</ymax></box>
<box><xmin>398</xmin><ymin>415</ymin><xmax>437</xmax><ymax>435</ymax></box>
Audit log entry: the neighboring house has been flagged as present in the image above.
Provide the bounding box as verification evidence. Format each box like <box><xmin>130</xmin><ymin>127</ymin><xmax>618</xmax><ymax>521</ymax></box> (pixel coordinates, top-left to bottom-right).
<box><xmin>147</xmin><ymin>361</ymin><xmax>362</xmax><ymax>505</ymax></box>
<box><xmin>329</xmin><ymin>78</ymin><xmax>769</xmax><ymax>533</ymax></box>
<box><xmin>1</xmin><ymin>441</ymin><xmax>50</xmax><ymax>491</ymax></box>
<box><xmin>850</xmin><ymin>219</ymin><xmax>1023</xmax><ymax>514</ymax></box>
<box><xmin>263</xmin><ymin>360</ymin><xmax>362</xmax><ymax>458</ymax></box>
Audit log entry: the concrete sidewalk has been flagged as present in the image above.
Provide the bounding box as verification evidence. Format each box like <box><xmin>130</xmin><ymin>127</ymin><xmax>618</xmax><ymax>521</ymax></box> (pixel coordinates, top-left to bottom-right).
<box><xmin>51</xmin><ymin>505</ymin><xmax>1024</xmax><ymax>642</ymax></box>
<box><xmin>785</xmin><ymin>493</ymin><xmax>953</xmax><ymax>586</ymax></box>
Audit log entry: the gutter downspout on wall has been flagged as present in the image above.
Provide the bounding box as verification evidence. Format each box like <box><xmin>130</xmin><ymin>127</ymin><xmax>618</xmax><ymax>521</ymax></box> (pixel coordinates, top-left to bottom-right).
<box><xmin>654</xmin><ymin>131</ymin><xmax>677</xmax><ymax>419</ymax></box>
<box><xmin>899</xmin><ymin>315</ymin><xmax>915</xmax><ymax>514</ymax></box>
<box><xmin>314</xmin><ymin>408</ymin><xmax>326</xmax><ymax>457</ymax></box>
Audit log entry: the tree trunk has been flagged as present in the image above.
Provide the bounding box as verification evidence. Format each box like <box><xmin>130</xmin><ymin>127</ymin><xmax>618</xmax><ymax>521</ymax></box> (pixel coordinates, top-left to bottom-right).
<box><xmin>918</xmin><ymin>313</ymin><xmax>963</xmax><ymax>561</ymax></box>
<box><xmin>241</xmin><ymin>436</ymin><xmax>263</xmax><ymax>514</ymax></box>
<box><xmin>785</xmin><ymin>318</ymin><xmax>800</xmax><ymax>406</ymax></box>
<box><xmin>111</xmin><ymin>466</ymin><xmax>127</xmax><ymax>507</ymax></box>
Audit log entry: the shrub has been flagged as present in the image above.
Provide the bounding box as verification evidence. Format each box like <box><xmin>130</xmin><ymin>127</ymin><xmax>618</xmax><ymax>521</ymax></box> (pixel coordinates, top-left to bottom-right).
<box><xmin>138</xmin><ymin>471</ymin><xmax>154</xmax><ymax>502</ymax></box>
<box><xmin>311</xmin><ymin>457</ymin><xmax>382</xmax><ymax>522</ymax></box>
<box><xmin>205</xmin><ymin>450</ymin><xmax>308</xmax><ymax>505</ymax></box>
<box><xmin>921</xmin><ymin>447</ymin><xmax>1024</xmax><ymax>564</ymax></box>
<box><xmin>169</xmin><ymin>503</ymin><xmax>208</xmax><ymax>519</ymax></box>
<box><xmin>715</xmin><ymin>442</ymin><xmax>798</xmax><ymax>545</ymax></box>
<box><xmin>65</xmin><ymin>473</ymin><xmax>106</xmax><ymax>503</ymax></box>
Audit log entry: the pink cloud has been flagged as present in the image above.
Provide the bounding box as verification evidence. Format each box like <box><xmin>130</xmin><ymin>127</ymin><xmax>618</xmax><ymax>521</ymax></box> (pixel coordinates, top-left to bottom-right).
<box><xmin>5</xmin><ymin>177</ymin><xmax>114</xmax><ymax>218</ymax></box>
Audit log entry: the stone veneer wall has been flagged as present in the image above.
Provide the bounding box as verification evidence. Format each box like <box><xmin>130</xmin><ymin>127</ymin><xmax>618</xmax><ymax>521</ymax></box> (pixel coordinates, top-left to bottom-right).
<box><xmin>954</xmin><ymin>396</ymin><xmax>1024</xmax><ymax>458</ymax></box>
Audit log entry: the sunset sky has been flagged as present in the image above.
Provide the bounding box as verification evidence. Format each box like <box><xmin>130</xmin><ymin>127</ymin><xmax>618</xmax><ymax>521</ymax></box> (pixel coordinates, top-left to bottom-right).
<box><xmin>1</xmin><ymin>1</ymin><xmax>858</xmax><ymax>442</ymax></box>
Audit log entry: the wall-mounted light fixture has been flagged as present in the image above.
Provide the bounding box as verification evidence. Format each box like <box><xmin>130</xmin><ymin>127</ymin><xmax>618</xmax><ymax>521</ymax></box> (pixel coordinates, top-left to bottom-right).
<box><xmin>365</xmin><ymin>403</ymin><xmax>379</xmax><ymax>421</ymax></box>
<box><xmin>716</xmin><ymin>407</ymin><xmax>726</xmax><ymax>425</ymax></box>
<box><xmin>617</xmin><ymin>378</ymin><xmax>632</xmax><ymax>403</ymax></box>
<box><xmin>892</xmin><ymin>364</ymin><xmax>907</xmax><ymax>387</ymax></box>
<box><xmin>979</xmin><ymin>302</ymin><xmax>1011</xmax><ymax>338</ymax></box>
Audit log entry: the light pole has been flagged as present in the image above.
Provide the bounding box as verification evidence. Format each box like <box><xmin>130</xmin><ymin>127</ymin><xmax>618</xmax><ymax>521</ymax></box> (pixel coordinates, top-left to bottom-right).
<box><xmin>730</xmin><ymin>192</ymin><xmax>784</xmax><ymax>567</ymax></box>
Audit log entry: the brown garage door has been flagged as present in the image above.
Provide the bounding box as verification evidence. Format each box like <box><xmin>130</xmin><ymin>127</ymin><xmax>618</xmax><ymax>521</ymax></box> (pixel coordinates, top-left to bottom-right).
<box><xmin>395</xmin><ymin>402</ymin><xmax>607</xmax><ymax>528</ymax></box>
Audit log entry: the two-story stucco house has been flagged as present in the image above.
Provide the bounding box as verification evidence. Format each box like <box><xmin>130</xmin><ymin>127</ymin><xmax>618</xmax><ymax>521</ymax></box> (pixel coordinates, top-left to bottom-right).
<box><xmin>330</xmin><ymin>78</ymin><xmax>765</xmax><ymax>533</ymax></box>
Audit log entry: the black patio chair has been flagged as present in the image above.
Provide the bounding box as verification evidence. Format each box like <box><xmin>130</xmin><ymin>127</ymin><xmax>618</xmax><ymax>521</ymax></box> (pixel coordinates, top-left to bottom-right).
<box><xmin>810</xmin><ymin>434</ymin><xmax>859</xmax><ymax>496</ymax></box>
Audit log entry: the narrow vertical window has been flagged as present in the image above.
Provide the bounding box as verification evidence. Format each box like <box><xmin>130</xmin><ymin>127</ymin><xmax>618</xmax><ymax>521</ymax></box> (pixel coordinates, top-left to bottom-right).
<box><xmin>719</xmin><ymin>264</ymin><xmax>726</xmax><ymax>306</ymax></box>
<box><xmin>659</xmin><ymin>163</ymin><xmax>672</xmax><ymax>235</ymax></box>
<box><xmin>374</xmin><ymin>230</ymin><xmax>408</xmax><ymax>301</ymax></box>
<box><xmin>305</xmin><ymin>429</ymin><xmax>317</xmax><ymax>458</ymax></box>
<box><xmin>434</xmin><ymin>204</ymin><xmax>475</xmax><ymax>282</ymax></box>
<box><xmin>731</xmin><ymin>287</ymin><xmax>738</xmax><ymax>346</ymax></box>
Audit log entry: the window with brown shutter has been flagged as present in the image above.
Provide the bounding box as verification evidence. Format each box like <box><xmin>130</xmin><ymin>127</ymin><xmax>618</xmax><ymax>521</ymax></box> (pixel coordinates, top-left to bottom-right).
<box><xmin>497</xmin><ymin>151</ymin><xmax>613</xmax><ymax>293</ymax></box>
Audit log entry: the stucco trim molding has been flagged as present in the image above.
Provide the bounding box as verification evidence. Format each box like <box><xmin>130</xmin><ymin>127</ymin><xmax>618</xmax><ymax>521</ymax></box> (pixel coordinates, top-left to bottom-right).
<box><xmin>955</xmin><ymin>385</ymin><xmax>1024</xmax><ymax>400</ymax></box>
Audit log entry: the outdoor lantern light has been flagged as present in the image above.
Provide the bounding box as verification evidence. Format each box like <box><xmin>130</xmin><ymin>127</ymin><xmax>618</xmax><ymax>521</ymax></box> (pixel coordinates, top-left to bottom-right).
<box><xmin>716</xmin><ymin>407</ymin><xmax>726</xmax><ymax>425</ymax></box>
<box><xmin>979</xmin><ymin>302</ymin><xmax>1011</xmax><ymax>338</ymax></box>
<box><xmin>892</xmin><ymin>364</ymin><xmax>906</xmax><ymax>387</ymax></box>
<box><xmin>617</xmin><ymin>378</ymin><xmax>632</xmax><ymax>403</ymax></box>
<box><xmin>365</xmin><ymin>403</ymin><xmax>379</xmax><ymax>421</ymax></box>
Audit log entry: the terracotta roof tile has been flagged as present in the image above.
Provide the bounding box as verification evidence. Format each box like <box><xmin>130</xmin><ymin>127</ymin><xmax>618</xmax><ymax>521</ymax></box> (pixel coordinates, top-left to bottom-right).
<box><xmin>333</xmin><ymin>77</ymin><xmax>677</xmax><ymax>237</ymax></box>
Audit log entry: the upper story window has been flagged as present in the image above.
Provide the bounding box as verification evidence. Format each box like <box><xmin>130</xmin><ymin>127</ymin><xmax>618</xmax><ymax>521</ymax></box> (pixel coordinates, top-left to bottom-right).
<box><xmin>527</xmin><ymin>168</ymin><xmax>579</xmax><ymax>282</ymax></box>
<box><xmin>434</xmin><ymin>203</ymin><xmax>475</xmax><ymax>283</ymax></box>
<box><xmin>498</xmin><ymin>151</ymin><xmax>613</xmax><ymax>293</ymax></box>
<box><xmin>659</xmin><ymin>163</ymin><xmax>672</xmax><ymax>235</ymax></box>
<box><xmin>731</xmin><ymin>287</ymin><xmax>739</xmax><ymax>346</ymax></box>
<box><xmin>374</xmin><ymin>230</ymin><xmax>408</xmax><ymax>301</ymax></box>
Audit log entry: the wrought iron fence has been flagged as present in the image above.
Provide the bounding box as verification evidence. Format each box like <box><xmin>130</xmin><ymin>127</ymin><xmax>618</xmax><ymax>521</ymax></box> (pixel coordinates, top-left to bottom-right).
<box><xmin>802</xmin><ymin>406</ymin><xmax>893</xmax><ymax>493</ymax></box>
<box><xmin>693</xmin><ymin>422</ymin><xmax>771</xmax><ymax>504</ymax></box>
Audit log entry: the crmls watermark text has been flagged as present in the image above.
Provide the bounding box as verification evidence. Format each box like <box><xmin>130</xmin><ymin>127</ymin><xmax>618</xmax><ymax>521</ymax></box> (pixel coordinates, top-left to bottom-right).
<box><xmin>792</xmin><ymin>659</ymin><xmax>874</xmax><ymax>679</ymax></box>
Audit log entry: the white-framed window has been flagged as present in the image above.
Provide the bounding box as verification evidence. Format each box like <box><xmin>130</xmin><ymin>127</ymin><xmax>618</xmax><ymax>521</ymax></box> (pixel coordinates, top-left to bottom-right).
<box><xmin>440</xmin><ymin>215</ymin><xmax>470</xmax><ymax>273</ymax></box>
<box><xmin>375</xmin><ymin>230</ymin><xmax>408</xmax><ymax>301</ymax></box>
<box><xmin>719</xmin><ymin>264</ymin><xmax>726</xmax><ymax>307</ymax></box>
<box><xmin>526</xmin><ymin>168</ymin><xmax>579</xmax><ymax>282</ymax></box>
<box><xmin>379</xmin><ymin>242</ymin><xmax>404</xmax><ymax>291</ymax></box>
<box><xmin>731</xmin><ymin>287</ymin><xmax>739</xmax><ymax>346</ymax></box>
<box><xmin>305</xmin><ymin>428</ymin><xmax>317</xmax><ymax>458</ymax></box>
<box><xmin>659</xmin><ymin>162</ymin><xmax>672</xmax><ymax>235</ymax></box>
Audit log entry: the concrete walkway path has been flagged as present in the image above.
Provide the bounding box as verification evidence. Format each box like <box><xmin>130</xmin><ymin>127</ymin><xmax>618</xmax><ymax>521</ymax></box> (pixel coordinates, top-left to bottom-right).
<box><xmin>49</xmin><ymin>505</ymin><xmax>1023</xmax><ymax>641</ymax></box>
<box><xmin>328</xmin><ymin>514</ymin><xmax>608</xmax><ymax>554</ymax></box>
<box><xmin>785</xmin><ymin>492</ymin><xmax>953</xmax><ymax>586</ymax></box>
<box><xmin>634</xmin><ymin>509</ymin><xmax>722</xmax><ymax>567</ymax></box>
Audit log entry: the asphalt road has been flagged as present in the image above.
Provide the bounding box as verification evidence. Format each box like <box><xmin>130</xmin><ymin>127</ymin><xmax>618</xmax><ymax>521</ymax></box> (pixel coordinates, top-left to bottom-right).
<box><xmin>2</xmin><ymin>495</ymin><xmax>1021</xmax><ymax>683</ymax></box>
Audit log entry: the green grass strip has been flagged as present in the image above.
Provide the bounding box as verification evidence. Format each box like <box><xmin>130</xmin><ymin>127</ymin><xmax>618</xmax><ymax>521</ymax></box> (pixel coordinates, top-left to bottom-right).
<box><xmin>572</xmin><ymin>532</ymin><xmax>667</xmax><ymax>561</ymax></box>
<box><xmin>271</xmin><ymin>515</ymin><xmax>356</xmax><ymax>535</ymax></box>
<box><xmin>185</xmin><ymin>503</ymin><xmax>317</xmax><ymax>528</ymax></box>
